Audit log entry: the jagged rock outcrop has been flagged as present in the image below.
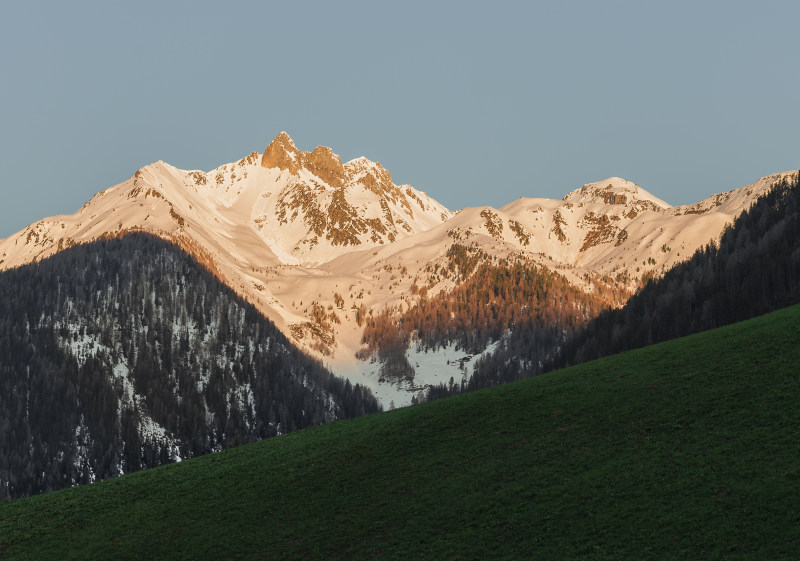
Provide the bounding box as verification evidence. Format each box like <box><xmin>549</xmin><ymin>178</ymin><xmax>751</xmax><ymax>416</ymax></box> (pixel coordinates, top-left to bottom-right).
<box><xmin>260</xmin><ymin>131</ymin><xmax>302</xmax><ymax>175</ymax></box>
<box><xmin>262</xmin><ymin>132</ymin><xmax>347</xmax><ymax>187</ymax></box>
<box><xmin>256</xmin><ymin>133</ymin><xmax>452</xmax><ymax>261</ymax></box>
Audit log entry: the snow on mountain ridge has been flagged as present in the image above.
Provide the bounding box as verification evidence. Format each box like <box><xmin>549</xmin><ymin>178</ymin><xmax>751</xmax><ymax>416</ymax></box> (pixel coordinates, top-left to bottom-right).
<box><xmin>563</xmin><ymin>177</ymin><xmax>671</xmax><ymax>209</ymax></box>
<box><xmin>0</xmin><ymin>132</ymin><xmax>794</xmax><ymax>407</ymax></box>
<box><xmin>252</xmin><ymin>133</ymin><xmax>453</xmax><ymax>265</ymax></box>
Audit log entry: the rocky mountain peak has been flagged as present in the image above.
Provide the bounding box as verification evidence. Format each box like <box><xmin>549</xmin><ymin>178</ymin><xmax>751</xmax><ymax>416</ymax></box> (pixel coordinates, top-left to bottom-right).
<box><xmin>261</xmin><ymin>131</ymin><xmax>301</xmax><ymax>175</ymax></box>
<box><xmin>260</xmin><ymin>133</ymin><xmax>399</xmax><ymax>195</ymax></box>
<box><xmin>307</xmin><ymin>145</ymin><xmax>347</xmax><ymax>187</ymax></box>
<box><xmin>261</xmin><ymin>132</ymin><xmax>347</xmax><ymax>187</ymax></box>
<box><xmin>344</xmin><ymin>157</ymin><xmax>394</xmax><ymax>194</ymax></box>
<box><xmin>564</xmin><ymin>177</ymin><xmax>670</xmax><ymax>209</ymax></box>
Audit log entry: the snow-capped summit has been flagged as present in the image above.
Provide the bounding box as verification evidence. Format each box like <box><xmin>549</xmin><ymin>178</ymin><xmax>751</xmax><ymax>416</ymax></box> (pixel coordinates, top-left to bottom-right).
<box><xmin>564</xmin><ymin>177</ymin><xmax>671</xmax><ymax>209</ymax></box>
<box><xmin>252</xmin><ymin>132</ymin><xmax>453</xmax><ymax>264</ymax></box>
<box><xmin>262</xmin><ymin>132</ymin><xmax>347</xmax><ymax>187</ymax></box>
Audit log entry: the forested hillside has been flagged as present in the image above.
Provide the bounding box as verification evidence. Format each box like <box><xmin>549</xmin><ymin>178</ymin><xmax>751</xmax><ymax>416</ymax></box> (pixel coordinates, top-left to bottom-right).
<box><xmin>0</xmin><ymin>234</ymin><xmax>379</xmax><ymax>499</ymax></box>
<box><xmin>359</xmin><ymin>243</ymin><xmax>625</xmax><ymax>385</ymax></box>
<box><xmin>468</xmin><ymin>173</ymin><xmax>800</xmax><ymax>390</ymax></box>
<box><xmin>2</xmin><ymin>304</ymin><xmax>798</xmax><ymax>559</ymax></box>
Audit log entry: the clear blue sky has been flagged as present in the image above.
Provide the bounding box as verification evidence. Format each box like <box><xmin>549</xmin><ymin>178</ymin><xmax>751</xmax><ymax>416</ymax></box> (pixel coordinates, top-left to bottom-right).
<box><xmin>1</xmin><ymin>0</ymin><xmax>797</xmax><ymax>238</ymax></box>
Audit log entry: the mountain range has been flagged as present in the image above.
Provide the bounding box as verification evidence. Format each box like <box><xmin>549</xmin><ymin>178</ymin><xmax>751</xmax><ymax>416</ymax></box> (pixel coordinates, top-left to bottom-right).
<box><xmin>1</xmin><ymin>132</ymin><xmax>795</xmax><ymax>407</ymax></box>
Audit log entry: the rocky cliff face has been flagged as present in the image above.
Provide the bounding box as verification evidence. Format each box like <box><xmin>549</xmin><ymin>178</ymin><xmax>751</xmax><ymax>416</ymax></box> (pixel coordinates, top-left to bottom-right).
<box><xmin>257</xmin><ymin>133</ymin><xmax>452</xmax><ymax>260</ymax></box>
<box><xmin>262</xmin><ymin>132</ymin><xmax>348</xmax><ymax>187</ymax></box>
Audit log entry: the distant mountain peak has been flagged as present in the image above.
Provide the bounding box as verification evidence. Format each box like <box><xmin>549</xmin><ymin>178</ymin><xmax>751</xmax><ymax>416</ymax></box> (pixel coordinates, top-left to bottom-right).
<box><xmin>261</xmin><ymin>131</ymin><xmax>302</xmax><ymax>174</ymax></box>
<box><xmin>260</xmin><ymin>133</ymin><xmax>405</xmax><ymax>195</ymax></box>
<box><xmin>306</xmin><ymin>145</ymin><xmax>347</xmax><ymax>187</ymax></box>
<box><xmin>261</xmin><ymin>132</ymin><xmax>348</xmax><ymax>187</ymax></box>
<box><xmin>564</xmin><ymin>177</ymin><xmax>671</xmax><ymax>209</ymax></box>
<box><xmin>274</xmin><ymin>130</ymin><xmax>295</xmax><ymax>146</ymax></box>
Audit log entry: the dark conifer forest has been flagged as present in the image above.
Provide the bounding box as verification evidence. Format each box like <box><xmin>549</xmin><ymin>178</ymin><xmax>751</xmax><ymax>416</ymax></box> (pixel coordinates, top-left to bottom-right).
<box><xmin>0</xmin><ymin>234</ymin><xmax>379</xmax><ymax>499</ymax></box>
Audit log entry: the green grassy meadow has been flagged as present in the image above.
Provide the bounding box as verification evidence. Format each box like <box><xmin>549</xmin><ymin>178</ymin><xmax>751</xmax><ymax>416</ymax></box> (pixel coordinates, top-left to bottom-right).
<box><xmin>1</xmin><ymin>304</ymin><xmax>799</xmax><ymax>560</ymax></box>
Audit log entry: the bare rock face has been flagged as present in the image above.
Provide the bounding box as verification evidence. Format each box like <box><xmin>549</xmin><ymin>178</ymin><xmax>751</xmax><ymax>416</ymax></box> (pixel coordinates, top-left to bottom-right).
<box><xmin>256</xmin><ymin>132</ymin><xmax>453</xmax><ymax>263</ymax></box>
<box><xmin>345</xmin><ymin>158</ymin><xmax>394</xmax><ymax>194</ymax></box>
<box><xmin>261</xmin><ymin>132</ymin><xmax>301</xmax><ymax>174</ymax></box>
<box><xmin>261</xmin><ymin>132</ymin><xmax>346</xmax><ymax>187</ymax></box>
<box><xmin>306</xmin><ymin>145</ymin><xmax>346</xmax><ymax>187</ymax></box>
<box><xmin>261</xmin><ymin>133</ymin><xmax>410</xmax><ymax>201</ymax></box>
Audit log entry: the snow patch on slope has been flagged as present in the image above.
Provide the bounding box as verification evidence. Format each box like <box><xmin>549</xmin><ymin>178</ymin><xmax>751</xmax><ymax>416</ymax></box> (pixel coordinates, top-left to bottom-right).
<box><xmin>338</xmin><ymin>340</ymin><xmax>501</xmax><ymax>408</ymax></box>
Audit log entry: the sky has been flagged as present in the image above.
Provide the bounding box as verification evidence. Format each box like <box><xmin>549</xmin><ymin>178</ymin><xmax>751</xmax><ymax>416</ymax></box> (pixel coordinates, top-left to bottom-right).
<box><xmin>1</xmin><ymin>0</ymin><xmax>798</xmax><ymax>238</ymax></box>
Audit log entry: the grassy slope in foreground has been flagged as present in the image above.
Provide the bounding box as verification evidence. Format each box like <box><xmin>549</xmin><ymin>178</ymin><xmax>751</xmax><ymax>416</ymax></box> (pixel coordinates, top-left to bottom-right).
<box><xmin>1</xmin><ymin>306</ymin><xmax>799</xmax><ymax>560</ymax></box>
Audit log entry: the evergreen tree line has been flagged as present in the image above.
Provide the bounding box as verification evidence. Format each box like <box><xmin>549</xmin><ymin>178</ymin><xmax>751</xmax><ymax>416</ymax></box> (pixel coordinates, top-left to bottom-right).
<box><xmin>0</xmin><ymin>233</ymin><xmax>380</xmax><ymax>500</ymax></box>
<box><xmin>359</xmin><ymin>243</ymin><xmax>621</xmax><ymax>385</ymax></box>
<box><xmin>461</xmin><ymin>173</ymin><xmax>800</xmax><ymax>395</ymax></box>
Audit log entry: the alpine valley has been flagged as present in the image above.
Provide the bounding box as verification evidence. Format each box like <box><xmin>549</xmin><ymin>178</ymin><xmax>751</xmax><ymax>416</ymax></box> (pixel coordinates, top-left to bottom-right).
<box><xmin>0</xmin><ymin>132</ymin><xmax>796</xmax><ymax>498</ymax></box>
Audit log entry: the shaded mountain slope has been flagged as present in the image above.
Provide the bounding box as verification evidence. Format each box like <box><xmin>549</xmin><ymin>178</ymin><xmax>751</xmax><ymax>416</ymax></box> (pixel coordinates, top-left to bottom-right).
<box><xmin>551</xmin><ymin>168</ymin><xmax>800</xmax><ymax>368</ymax></box>
<box><xmin>0</xmin><ymin>233</ymin><xmax>379</xmax><ymax>499</ymax></box>
<box><xmin>1</xmin><ymin>303</ymin><xmax>798</xmax><ymax>559</ymax></box>
<box><xmin>357</xmin><ymin>245</ymin><xmax>626</xmax><ymax>390</ymax></box>
<box><xmin>467</xmin><ymin>171</ymin><xmax>800</xmax><ymax>390</ymax></box>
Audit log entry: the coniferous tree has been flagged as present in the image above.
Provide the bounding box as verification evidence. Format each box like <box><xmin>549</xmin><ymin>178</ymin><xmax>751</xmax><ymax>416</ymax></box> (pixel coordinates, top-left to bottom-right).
<box><xmin>0</xmin><ymin>233</ymin><xmax>380</xmax><ymax>499</ymax></box>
